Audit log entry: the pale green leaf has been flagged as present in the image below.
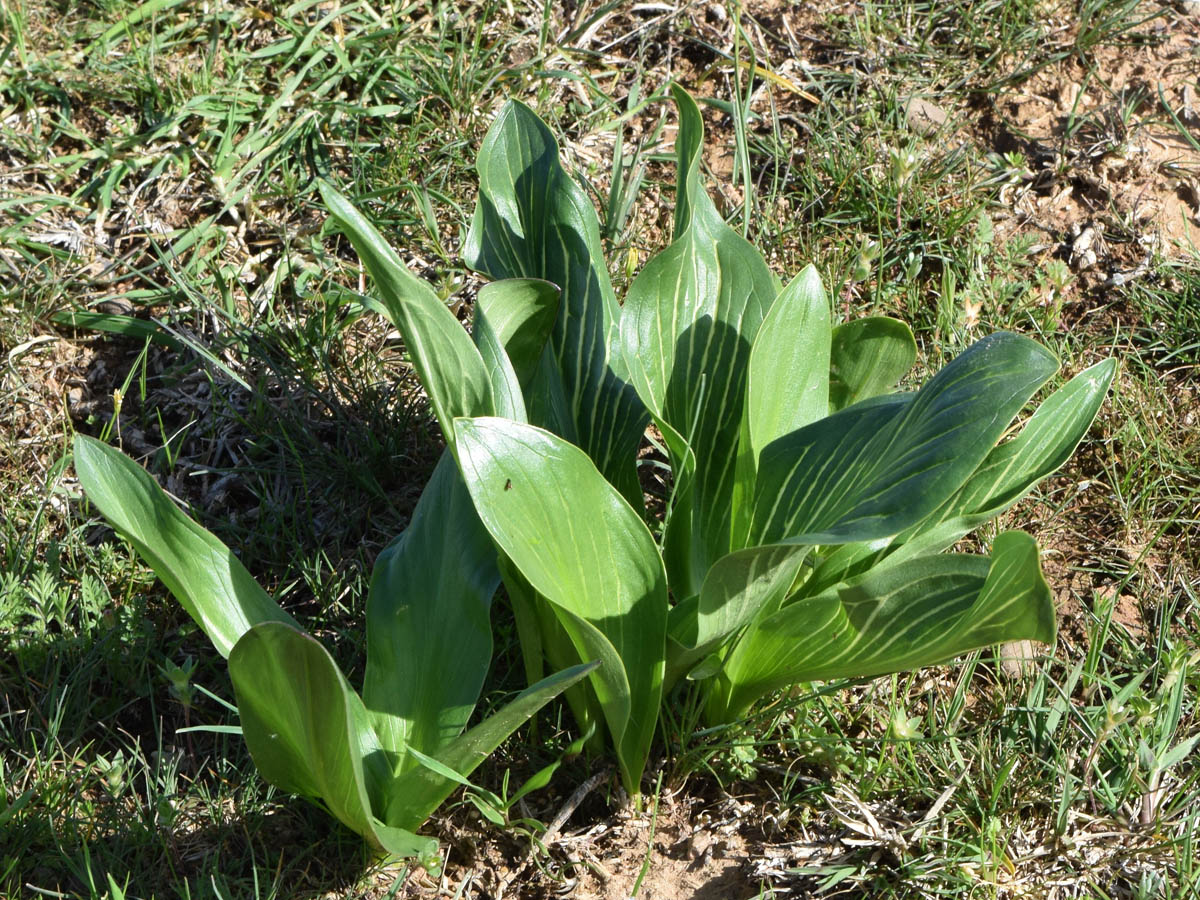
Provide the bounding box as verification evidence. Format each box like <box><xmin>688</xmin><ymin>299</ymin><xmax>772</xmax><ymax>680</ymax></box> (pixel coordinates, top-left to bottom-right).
<box><xmin>751</xmin><ymin>332</ymin><xmax>1059</xmax><ymax>546</ymax></box>
<box><xmin>712</xmin><ymin>531</ymin><xmax>1054</xmax><ymax>719</ymax></box>
<box><xmin>453</xmin><ymin>417</ymin><xmax>667</xmax><ymax>792</ymax></box>
<box><xmin>321</xmin><ymin>182</ymin><xmax>492</xmax><ymax>449</ymax></box>
<box><xmin>463</xmin><ymin>101</ymin><xmax>645</xmax><ymax>498</ymax></box>
<box><xmin>828</xmin><ymin>316</ymin><xmax>917</xmax><ymax>411</ymax></box>
<box><xmin>364</xmin><ymin>452</ymin><xmax>500</xmax><ymax>765</ymax></box>
<box><xmin>620</xmin><ymin>84</ymin><xmax>777</xmax><ymax>595</ymax></box>
<box><xmin>73</xmin><ymin>435</ymin><xmax>297</xmax><ymax>659</ymax></box>
<box><xmin>229</xmin><ymin>622</ymin><xmax>435</xmax><ymax>859</ymax></box>
<box><xmin>386</xmin><ymin>661</ymin><xmax>598</xmax><ymax>828</ymax></box>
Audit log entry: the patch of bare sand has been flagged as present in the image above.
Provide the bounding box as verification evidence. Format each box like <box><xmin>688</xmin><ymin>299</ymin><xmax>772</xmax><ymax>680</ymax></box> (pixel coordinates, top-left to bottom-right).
<box><xmin>983</xmin><ymin>7</ymin><xmax>1200</xmax><ymax>268</ymax></box>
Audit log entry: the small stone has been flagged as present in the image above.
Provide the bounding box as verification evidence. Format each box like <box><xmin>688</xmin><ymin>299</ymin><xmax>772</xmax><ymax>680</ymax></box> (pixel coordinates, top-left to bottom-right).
<box><xmin>902</xmin><ymin>96</ymin><xmax>948</xmax><ymax>136</ymax></box>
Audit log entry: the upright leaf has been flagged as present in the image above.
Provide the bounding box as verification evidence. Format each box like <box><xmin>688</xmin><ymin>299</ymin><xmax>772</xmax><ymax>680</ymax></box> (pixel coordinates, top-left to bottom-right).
<box><xmin>364</xmin><ymin>452</ymin><xmax>500</xmax><ymax>765</ymax></box>
<box><xmin>828</xmin><ymin>317</ymin><xmax>917</xmax><ymax>411</ymax></box>
<box><xmin>230</xmin><ymin>622</ymin><xmax>435</xmax><ymax>859</ymax></box>
<box><xmin>386</xmin><ymin>661</ymin><xmax>598</xmax><ymax>828</ymax></box>
<box><xmin>73</xmin><ymin>435</ymin><xmax>297</xmax><ymax>659</ymax></box>
<box><xmin>476</xmin><ymin>278</ymin><xmax>561</xmax><ymax>390</ymax></box>
<box><xmin>620</xmin><ymin>84</ymin><xmax>777</xmax><ymax>595</ymax></box>
<box><xmin>731</xmin><ymin>266</ymin><xmax>830</xmax><ymax>548</ymax></box>
<box><xmin>454</xmin><ymin>417</ymin><xmax>668</xmax><ymax>792</ymax></box>
<box><xmin>751</xmin><ymin>332</ymin><xmax>1059</xmax><ymax>546</ymax></box>
<box><xmin>321</xmin><ymin>183</ymin><xmax>492</xmax><ymax>450</ymax></box>
<box><xmin>710</xmin><ymin>531</ymin><xmax>1055</xmax><ymax>720</ymax></box>
<box><xmin>464</xmin><ymin>101</ymin><xmax>645</xmax><ymax>498</ymax></box>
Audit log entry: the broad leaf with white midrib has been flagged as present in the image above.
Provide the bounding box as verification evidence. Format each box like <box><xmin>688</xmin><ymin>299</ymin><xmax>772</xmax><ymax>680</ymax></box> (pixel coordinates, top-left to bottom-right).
<box><xmin>750</xmin><ymin>332</ymin><xmax>1059</xmax><ymax>547</ymax></box>
<box><xmin>464</xmin><ymin>101</ymin><xmax>646</xmax><ymax>500</ymax></box>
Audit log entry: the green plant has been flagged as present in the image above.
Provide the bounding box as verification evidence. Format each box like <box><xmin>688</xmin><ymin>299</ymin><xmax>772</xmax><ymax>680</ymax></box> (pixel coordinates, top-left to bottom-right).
<box><xmin>321</xmin><ymin>84</ymin><xmax>1116</xmax><ymax>798</ymax></box>
<box><xmin>72</xmin><ymin>436</ymin><xmax>594</xmax><ymax>866</ymax></box>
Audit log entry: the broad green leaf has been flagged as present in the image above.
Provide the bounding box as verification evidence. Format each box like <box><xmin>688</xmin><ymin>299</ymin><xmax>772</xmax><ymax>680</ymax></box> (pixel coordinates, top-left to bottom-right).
<box><xmin>929</xmin><ymin>357</ymin><xmax>1116</xmax><ymax>529</ymax></box>
<box><xmin>321</xmin><ymin>182</ymin><xmax>492</xmax><ymax>449</ymax></box>
<box><xmin>751</xmin><ymin>332</ymin><xmax>1059</xmax><ymax>547</ymax></box>
<box><xmin>731</xmin><ymin>266</ymin><xmax>831</xmax><ymax>549</ymax></box>
<box><xmin>620</xmin><ymin>84</ymin><xmax>777</xmax><ymax>596</ymax></box>
<box><xmin>500</xmin><ymin>555</ymin><xmax>607</xmax><ymax>753</ymax></box>
<box><xmin>806</xmin><ymin>357</ymin><xmax>1116</xmax><ymax>593</ymax></box>
<box><xmin>665</xmin><ymin>543</ymin><xmax>809</xmax><ymax>690</ymax></box>
<box><xmin>364</xmin><ymin>452</ymin><xmax>500</xmax><ymax>765</ymax></box>
<box><xmin>828</xmin><ymin>317</ymin><xmax>917</xmax><ymax>411</ymax></box>
<box><xmin>746</xmin><ymin>265</ymin><xmax>832</xmax><ymax>456</ymax></box>
<box><xmin>229</xmin><ymin>622</ymin><xmax>434</xmax><ymax>859</ymax></box>
<box><xmin>711</xmin><ymin>531</ymin><xmax>1055</xmax><ymax>720</ymax></box>
<box><xmin>73</xmin><ymin>435</ymin><xmax>297</xmax><ymax>659</ymax></box>
<box><xmin>473</xmin><ymin>298</ymin><xmax>527</xmax><ymax>421</ymax></box>
<box><xmin>463</xmin><ymin>100</ymin><xmax>645</xmax><ymax>499</ymax></box>
<box><xmin>454</xmin><ymin>417</ymin><xmax>667</xmax><ymax>792</ymax></box>
<box><xmin>386</xmin><ymin>660</ymin><xmax>598</xmax><ymax>828</ymax></box>
<box><xmin>476</xmin><ymin>278</ymin><xmax>561</xmax><ymax>390</ymax></box>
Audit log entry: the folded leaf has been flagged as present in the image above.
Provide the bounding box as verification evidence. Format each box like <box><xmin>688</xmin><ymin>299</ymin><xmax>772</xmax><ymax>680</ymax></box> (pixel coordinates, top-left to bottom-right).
<box><xmin>230</xmin><ymin>622</ymin><xmax>435</xmax><ymax>859</ymax></box>
<box><xmin>364</xmin><ymin>451</ymin><xmax>500</xmax><ymax>766</ymax></box>
<box><xmin>711</xmin><ymin>531</ymin><xmax>1055</xmax><ymax>720</ymax></box>
<box><xmin>464</xmin><ymin>100</ymin><xmax>646</xmax><ymax>499</ymax></box>
<box><xmin>731</xmin><ymin>266</ymin><xmax>830</xmax><ymax>548</ymax></box>
<box><xmin>73</xmin><ymin>435</ymin><xmax>297</xmax><ymax>659</ymax></box>
<box><xmin>454</xmin><ymin>417</ymin><xmax>667</xmax><ymax>792</ymax></box>
<box><xmin>806</xmin><ymin>358</ymin><xmax>1117</xmax><ymax>593</ymax></box>
<box><xmin>620</xmin><ymin>85</ymin><xmax>777</xmax><ymax>596</ymax></box>
<box><xmin>476</xmin><ymin>278</ymin><xmax>561</xmax><ymax>391</ymax></box>
<box><xmin>666</xmin><ymin>543</ymin><xmax>809</xmax><ymax>690</ymax></box>
<box><xmin>474</xmin><ymin>298</ymin><xmax>527</xmax><ymax>421</ymax></box>
<box><xmin>751</xmin><ymin>332</ymin><xmax>1059</xmax><ymax>546</ymax></box>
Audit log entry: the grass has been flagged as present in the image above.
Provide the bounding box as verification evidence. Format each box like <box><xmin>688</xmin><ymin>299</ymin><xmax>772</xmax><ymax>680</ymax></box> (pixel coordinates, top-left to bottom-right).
<box><xmin>2</xmin><ymin>0</ymin><xmax>1197</xmax><ymax>897</ymax></box>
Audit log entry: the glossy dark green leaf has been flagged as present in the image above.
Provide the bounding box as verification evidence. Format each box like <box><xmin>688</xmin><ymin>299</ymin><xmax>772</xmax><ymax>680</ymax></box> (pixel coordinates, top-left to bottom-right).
<box><xmin>751</xmin><ymin>332</ymin><xmax>1059</xmax><ymax>547</ymax></box>
<box><xmin>229</xmin><ymin>622</ymin><xmax>435</xmax><ymax>859</ymax></box>
<box><xmin>321</xmin><ymin>182</ymin><xmax>492</xmax><ymax>449</ymax></box>
<box><xmin>828</xmin><ymin>316</ymin><xmax>917</xmax><ymax>411</ymax></box>
<box><xmin>364</xmin><ymin>452</ymin><xmax>500</xmax><ymax>765</ymax></box>
<box><xmin>620</xmin><ymin>84</ymin><xmax>777</xmax><ymax>596</ymax></box>
<box><xmin>73</xmin><ymin>435</ymin><xmax>297</xmax><ymax>659</ymax></box>
<box><xmin>463</xmin><ymin>101</ymin><xmax>645</xmax><ymax>498</ymax></box>
<box><xmin>454</xmin><ymin>417</ymin><xmax>667</xmax><ymax>792</ymax></box>
<box><xmin>711</xmin><ymin>531</ymin><xmax>1055</xmax><ymax>720</ymax></box>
